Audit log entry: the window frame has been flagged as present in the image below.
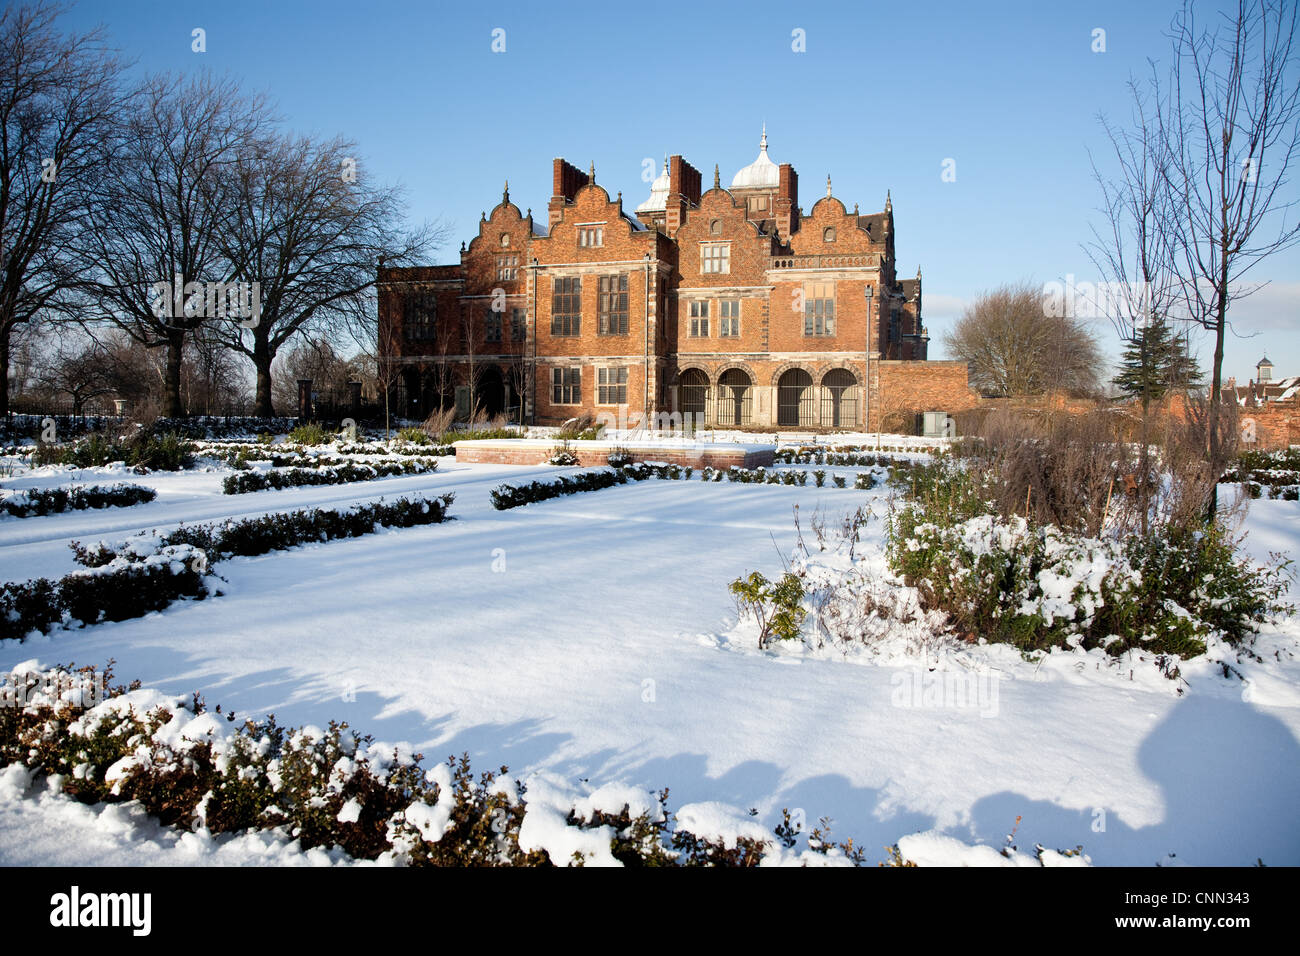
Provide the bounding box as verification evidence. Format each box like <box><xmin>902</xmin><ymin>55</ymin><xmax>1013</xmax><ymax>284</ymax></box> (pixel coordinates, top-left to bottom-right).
<box><xmin>551</xmin><ymin>366</ymin><xmax>582</xmax><ymax>405</ymax></box>
<box><xmin>403</xmin><ymin>291</ymin><xmax>437</xmax><ymax>341</ymax></box>
<box><xmin>700</xmin><ymin>242</ymin><xmax>730</xmax><ymax>275</ymax></box>
<box><xmin>688</xmin><ymin>300</ymin><xmax>710</xmax><ymax>337</ymax></box>
<box><xmin>803</xmin><ymin>281</ymin><xmax>836</xmax><ymax>336</ymax></box>
<box><xmin>551</xmin><ymin>276</ymin><xmax>582</xmax><ymax>336</ymax></box>
<box><xmin>598</xmin><ymin>274</ymin><xmax>629</xmax><ymax>336</ymax></box>
<box><xmin>596</xmin><ymin>365</ymin><xmax>628</xmax><ymax>405</ymax></box>
<box><xmin>719</xmin><ymin>299</ymin><xmax>740</xmax><ymax>337</ymax></box>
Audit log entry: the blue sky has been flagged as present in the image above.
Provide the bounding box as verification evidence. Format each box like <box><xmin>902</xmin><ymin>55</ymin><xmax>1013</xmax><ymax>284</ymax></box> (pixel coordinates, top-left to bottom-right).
<box><xmin>58</xmin><ymin>0</ymin><xmax>1299</xmax><ymax>385</ymax></box>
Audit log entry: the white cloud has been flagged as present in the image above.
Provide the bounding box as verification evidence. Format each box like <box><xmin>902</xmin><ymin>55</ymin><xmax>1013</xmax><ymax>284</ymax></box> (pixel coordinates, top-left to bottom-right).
<box><xmin>1221</xmin><ymin>281</ymin><xmax>1300</xmax><ymax>333</ymax></box>
<box><xmin>921</xmin><ymin>292</ymin><xmax>968</xmax><ymax>322</ymax></box>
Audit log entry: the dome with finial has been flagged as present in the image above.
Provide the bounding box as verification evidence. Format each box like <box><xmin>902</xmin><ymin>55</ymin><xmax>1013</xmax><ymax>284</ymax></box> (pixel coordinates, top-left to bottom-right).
<box><xmin>636</xmin><ymin>155</ymin><xmax>670</xmax><ymax>213</ymax></box>
<box><xmin>731</xmin><ymin>125</ymin><xmax>779</xmax><ymax>189</ymax></box>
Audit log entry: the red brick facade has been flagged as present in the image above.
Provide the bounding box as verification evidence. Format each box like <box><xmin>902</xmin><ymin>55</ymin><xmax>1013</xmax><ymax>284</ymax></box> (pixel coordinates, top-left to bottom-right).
<box><xmin>378</xmin><ymin>133</ymin><xmax>958</xmax><ymax>430</ymax></box>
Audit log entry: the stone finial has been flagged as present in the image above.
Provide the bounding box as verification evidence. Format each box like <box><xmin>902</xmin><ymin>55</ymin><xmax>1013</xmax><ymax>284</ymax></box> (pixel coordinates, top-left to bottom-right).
<box><xmin>503</xmin><ymin>180</ymin><xmax>509</xmax><ymax>203</ymax></box>
<box><xmin>885</xmin><ymin>189</ymin><xmax>892</xmax><ymax>212</ymax></box>
<box><xmin>853</xmin><ymin>202</ymin><xmax>859</xmax><ymax>214</ymax></box>
<box><xmin>826</xmin><ymin>174</ymin><xmax>832</xmax><ymax>197</ymax></box>
<box><xmin>589</xmin><ymin>161</ymin><xmax>595</xmax><ymax>181</ymax></box>
<box><xmin>460</xmin><ymin>241</ymin><xmax>466</xmax><ymax>253</ymax></box>
<box><xmin>714</xmin><ymin>164</ymin><xmax>720</xmax><ymax>189</ymax></box>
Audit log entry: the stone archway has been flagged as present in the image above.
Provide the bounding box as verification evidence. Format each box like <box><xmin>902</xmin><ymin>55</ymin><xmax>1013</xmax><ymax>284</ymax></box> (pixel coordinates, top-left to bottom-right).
<box><xmin>777</xmin><ymin>368</ymin><xmax>814</xmax><ymax>426</ymax></box>
<box><xmin>821</xmin><ymin>368</ymin><xmax>859</xmax><ymax>427</ymax></box>
<box><xmin>717</xmin><ymin>368</ymin><xmax>753</xmax><ymax>426</ymax></box>
<box><xmin>679</xmin><ymin>368</ymin><xmax>709</xmax><ymax>425</ymax></box>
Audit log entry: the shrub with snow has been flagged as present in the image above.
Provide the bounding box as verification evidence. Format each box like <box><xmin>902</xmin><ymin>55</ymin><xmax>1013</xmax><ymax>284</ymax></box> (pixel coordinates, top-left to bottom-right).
<box><xmin>887</xmin><ymin>504</ymin><xmax>1292</xmax><ymax>657</ymax></box>
<box><xmin>222</xmin><ymin>459</ymin><xmax>436</xmax><ymax>494</ymax></box>
<box><xmin>1</xmin><ymin>483</ymin><xmax>155</xmax><ymax>518</ymax></box>
<box><xmin>3</xmin><ymin>663</ymin><xmax>988</xmax><ymax>867</ymax></box>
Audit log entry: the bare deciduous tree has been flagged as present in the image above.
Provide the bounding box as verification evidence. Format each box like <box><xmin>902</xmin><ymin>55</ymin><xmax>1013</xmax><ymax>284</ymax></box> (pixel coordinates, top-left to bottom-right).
<box><xmin>1088</xmin><ymin>77</ymin><xmax>1188</xmax><ymax>533</ymax></box>
<box><xmin>77</xmin><ymin>72</ymin><xmax>273</xmax><ymax>416</ymax></box>
<box><xmin>182</xmin><ymin>322</ymin><xmax>250</xmax><ymax>416</ymax></box>
<box><xmin>271</xmin><ymin>333</ymin><xmax>357</xmax><ymax>414</ymax></box>
<box><xmin>214</xmin><ymin>132</ymin><xmax>441</xmax><ymax>416</ymax></box>
<box><xmin>944</xmin><ymin>282</ymin><xmax>1104</xmax><ymax>398</ymax></box>
<box><xmin>0</xmin><ymin>1</ymin><xmax>124</xmax><ymax>414</ymax></box>
<box><xmin>1161</xmin><ymin>0</ymin><xmax>1300</xmax><ymax>465</ymax></box>
<box><xmin>34</xmin><ymin>336</ymin><xmax>116</xmax><ymax>413</ymax></box>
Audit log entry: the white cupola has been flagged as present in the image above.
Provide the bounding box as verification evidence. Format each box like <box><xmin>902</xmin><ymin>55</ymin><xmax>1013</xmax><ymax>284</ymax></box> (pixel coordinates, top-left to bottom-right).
<box><xmin>636</xmin><ymin>155</ymin><xmax>671</xmax><ymax>213</ymax></box>
<box><xmin>731</xmin><ymin>125</ymin><xmax>779</xmax><ymax>189</ymax></box>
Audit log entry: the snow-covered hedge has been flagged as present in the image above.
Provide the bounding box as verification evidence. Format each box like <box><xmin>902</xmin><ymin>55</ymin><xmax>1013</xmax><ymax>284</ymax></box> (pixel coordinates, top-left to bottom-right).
<box><xmin>1220</xmin><ymin>447</ymin><xmax>1300</xmax><ymax>489</ymax></box>
<box><xmin>222</xmin><ymin>459</ymin><xmax>436</xmax><ymax>494</ymax></box>
<box><xmin>1</xmin><ymin>483</ymin><xmax>156</xmax><ymax>518</ymax></box>
<box><xmin>0</xmin><ymin>544</ymin><xmax>210</xmax><ymax>641</ymax></box>
<box><xmin>490</xmin><ymin>464</ymin><xmax>876</xmax><ymax>509</ymax></box>
<box><xmin>775</xmin><ymin>447</ymin><xmax>926</xmax><ymax>468</ymax></box>
<box><xmin>72</xmin><ymin>494</ymin><xmax>455</xmax><ymax>567</ymax></box>
<box><xmin>1</xmin><ymin>495</ymin><xmax>455</xmax><ymax>642</ymax></box>
<box><xmin>31</xmin><ymin>430</ymin><xmax>196</xmax><ymax>471</ymax></box>
<box><xmin>491</xmin><ymin>464</ymin><xmax>689</xmax><ymax>508</ymax></box>
<box><xmin>887</xmin><ymin>508</ymin><xmax>1292</xmax><ymax>657</ymax></box>
<box><xmin>0</xmin><ymin>663</ymin><xmax>1092</xmax><ymax>867</ymax></box>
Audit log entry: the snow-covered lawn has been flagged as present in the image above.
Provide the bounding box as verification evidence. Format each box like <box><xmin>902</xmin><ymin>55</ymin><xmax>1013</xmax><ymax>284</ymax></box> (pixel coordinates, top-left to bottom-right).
<box><xmin>2</xmin><ymin>452</ymin><xmax>1297</xmax><ymax>866</ymax></box>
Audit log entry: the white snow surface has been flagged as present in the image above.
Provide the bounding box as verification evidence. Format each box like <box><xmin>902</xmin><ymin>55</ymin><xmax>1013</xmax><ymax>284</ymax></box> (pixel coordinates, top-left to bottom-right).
<box><xmin>1</xmin><ymin>449</ymin><xmax>1298</xmax><ymax>866</ymax></box>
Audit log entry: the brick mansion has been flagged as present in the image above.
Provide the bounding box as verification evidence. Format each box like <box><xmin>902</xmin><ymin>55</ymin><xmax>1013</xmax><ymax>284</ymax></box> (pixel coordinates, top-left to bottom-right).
<box><xmin>378</xmin><ymin>129</ymin><xmax>976</xmax><ymax>430</ymax></box>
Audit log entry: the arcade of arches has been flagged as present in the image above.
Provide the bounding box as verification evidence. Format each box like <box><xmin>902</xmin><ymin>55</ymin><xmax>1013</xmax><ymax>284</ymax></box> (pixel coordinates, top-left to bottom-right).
<box><xmin>676</xmin><ymin>366</ymin><xmax>861</xmax><ymax>429</ymax></box>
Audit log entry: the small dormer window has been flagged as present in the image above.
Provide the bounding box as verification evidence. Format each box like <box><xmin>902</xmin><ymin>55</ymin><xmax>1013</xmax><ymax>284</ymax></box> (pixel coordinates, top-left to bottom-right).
<box><xmin>578</xmin><ymin>226</ymin><xmax>604</xmax><ymax>247</ymax></box>
<box><xmin>823</xmin><ymin>227</ymin><xmax>836</xmax><ymax>242</ymax></box>
<box><xmin>710</xmin><ymin>219</ymin><xmax>722</xmax><ymax>235</ymax></box>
